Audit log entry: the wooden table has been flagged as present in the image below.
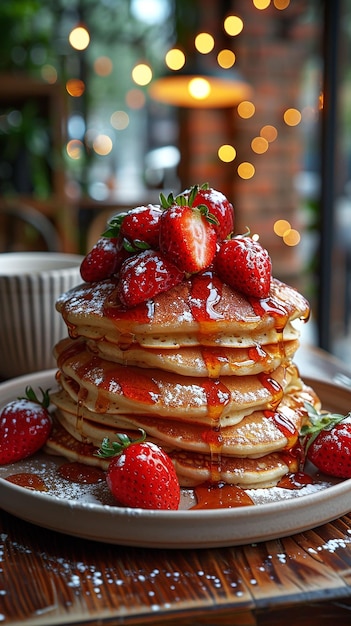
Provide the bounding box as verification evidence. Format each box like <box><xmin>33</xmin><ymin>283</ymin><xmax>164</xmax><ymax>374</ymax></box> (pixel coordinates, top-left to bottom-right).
<box><xmin>2</xmin><ymin>343</ymin><xmax>351</xmax><ymax>626</ymax></box>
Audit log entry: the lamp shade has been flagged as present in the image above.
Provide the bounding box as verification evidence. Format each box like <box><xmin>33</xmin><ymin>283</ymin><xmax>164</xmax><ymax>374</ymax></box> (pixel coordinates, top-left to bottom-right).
<box><xmin>149</xmin><ymin>67</ymin><xmax>252</xmax><ymax>108</ymax></box>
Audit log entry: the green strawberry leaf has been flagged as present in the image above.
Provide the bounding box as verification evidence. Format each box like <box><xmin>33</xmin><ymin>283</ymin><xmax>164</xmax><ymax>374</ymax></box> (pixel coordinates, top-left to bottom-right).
<box><xmin>300</xmin><ymin>401</ymin><xmax>349</xmax><ymax>453</ymax></box>
<box><xmin>19</xmin><ymin>386</ymin><xmax>51</xmax><ymax>409</ymax></box>
<box><xmin>95</xmin><ymin>428</ymin><xmax>146</xmax><ymax>458</ymax></box>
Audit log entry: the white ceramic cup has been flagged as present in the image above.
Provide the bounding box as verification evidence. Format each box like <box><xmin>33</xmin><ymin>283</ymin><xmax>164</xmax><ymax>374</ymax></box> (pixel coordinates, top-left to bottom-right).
<box><xmin>0</xmin><ymin>252</ymin><xmax>84</xmax><ymax>379</ymax></box>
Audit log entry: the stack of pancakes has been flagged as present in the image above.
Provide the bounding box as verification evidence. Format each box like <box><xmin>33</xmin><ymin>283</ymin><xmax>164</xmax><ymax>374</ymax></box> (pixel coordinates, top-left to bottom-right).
<box><xmin>45</xmin><ymin>270</ymin><xmax>320</xmax><ymax>489</ymax></box>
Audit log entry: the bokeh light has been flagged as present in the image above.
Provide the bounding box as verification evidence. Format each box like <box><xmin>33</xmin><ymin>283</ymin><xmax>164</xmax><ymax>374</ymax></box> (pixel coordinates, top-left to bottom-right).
<box><xmin>237</xmin><ymin>100</ymin><xmax>255</xmax><ymax>119</ymax></box>
<box><xmin>165</xmin><ymin>48</ymin><xmax>186</xmax><ymax>70</ymax></box>
<box><xmin>237</xmin><ymin>162</ymin><xmax>255</xmax><ymax>179</ymax></box>
<box><xmin>132</xmin><ymin>63</ymin><xmax>152</xmax><ymax>86</ymax></box>
<box><xmin>274</xmin><ymin>0</ymin><xmax>290</xmax><ymax>8</ymax></box>
<box><xmin>251</xmin><ymin>136</ymin><xmax>269</xmax><ymax>154</ymax></box>
<box><xmin>283</xmin><ymin>108</ymin><xmax>302</xmax><ymax>126</ymax></box>
<box><xmin>188</xmin><ymin>77</ymin><xmax>211</xmax><ymax>100</ymax></box>
<box><xmin>110</xmin><ymin>110</ymin><xmax>129</xmax><ymax>130</ymax></box>
<box><xmin>283</xmin><ymin>229</ymin><xmax>301</xmax><ymax>246</ymax></box>
<box><xmin>66</xmin><ymin>139</ymin><xmax>84</xmax><ymax>160</ymax></box>
<box><xmin>92</xmin><ymin>134</ymin><xmax>113</xmax><ymax>156</ymax></box>
<box><xmin>224</xmin><ymin>15</ymin><xmax>244</xmax><ymax>36</ymax></box>
<box><xmin>217</xmin><ymin>49</ymin><xmax>236</xmax><ymax>69</ymax></box>
<box><xmin>125</xmin><ymin>89</ymin><xmax>146</xmax><ymax>109</ymax></box>
<box><xmin>260</xmin><ymin>124</ymin><xmax>278</xmax><ymax>142</ymax></box>
<box><xmin>66</xmin><ymin>79</ymin><xmax>85</xmax><ymax>97</ymax></box>
<box><xmin>218</xmin><ymin>144</ymin><xmax>236</xmax><ymax>162</ymax></box>
<box><xmin>41</xmin><ymin>64</ymin><xmax>57</xmax><ymax>84</ymax></box>
<box><xmin>94</xmin><ymin>56</ymin><xmax>113</xmax><ymax>76</ymax></box>
<box><xmin>195</xmin><ymin>33</ymin><xmax>215</xmax><ymax>54</ymax></box>
<box><xmin>274</xmin><ymin>219</ymin><xmax>291</xmax><ymax>236</ymax></box>
<box><xmin>253</xmin><ymin>0</ymin><xmax>271</xmax><ymax>9</ymax></box>
<box><xmin>69</xmin><ymin>26</ymin><xmax>90</xmax><ymax>51</ymax></box>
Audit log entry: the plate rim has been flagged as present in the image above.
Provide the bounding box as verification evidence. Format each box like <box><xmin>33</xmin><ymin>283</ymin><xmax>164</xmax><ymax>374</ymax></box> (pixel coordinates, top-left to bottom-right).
<box><xmin>1</xmin><ymin>370</ymin><xmax>351</xmax><ymax>547</ymax></box>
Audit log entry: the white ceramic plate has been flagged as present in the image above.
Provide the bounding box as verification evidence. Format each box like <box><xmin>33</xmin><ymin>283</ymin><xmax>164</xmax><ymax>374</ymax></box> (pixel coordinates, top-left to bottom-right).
<box><xmin>1</xmin><ymin>371</ymin><xmax>351</xmax><ymax>549</ymax></box>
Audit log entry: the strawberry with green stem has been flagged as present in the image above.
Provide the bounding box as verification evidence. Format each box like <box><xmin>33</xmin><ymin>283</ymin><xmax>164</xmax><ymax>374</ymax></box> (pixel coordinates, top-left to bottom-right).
<box><xmin>0</xmin><ymin>386</ymin><xmax>52</xmax><ymax>465</ymax></box>
<box><xmin>183</xmin><ymin>182</ymin><xmax>235</xmax><ymax>240</ymax></box>
<box><xmin>96</xmin><ymin>429</ymin><xmax>180</xmax><ymax>510</ymax></box>
<box><xmin>301</xmin><ymin>402</ymin><xmax>351</xmax><ymax>478</ymax></box>
<box><xmin>159</xmin><ymin>187</ymin><xmax>218</xmax><ymax>273</ymax></box>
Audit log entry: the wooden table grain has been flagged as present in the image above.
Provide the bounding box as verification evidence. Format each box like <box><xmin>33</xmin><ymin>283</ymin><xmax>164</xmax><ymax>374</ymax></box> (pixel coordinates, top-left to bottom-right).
<box><xmin>2</xmin><ymin>343</ymin><xmax>351</xmax><ymax>626</ymax></box>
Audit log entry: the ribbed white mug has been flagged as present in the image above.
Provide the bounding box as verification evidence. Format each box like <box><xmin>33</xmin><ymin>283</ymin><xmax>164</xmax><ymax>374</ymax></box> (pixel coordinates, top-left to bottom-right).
<box><xmin>0</xmin><ymin>252</ymin><xmax>83</xmax><ymax>379</ymax></box>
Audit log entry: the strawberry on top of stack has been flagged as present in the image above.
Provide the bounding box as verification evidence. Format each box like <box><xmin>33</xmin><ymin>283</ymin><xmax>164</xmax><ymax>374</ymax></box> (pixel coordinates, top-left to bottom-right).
<box><xmin>79</xmin><ymin>183</ymin><xmax>271</xmax><ymax>303</ymax></box>
<box><xmin>45</xmin><ymin>182</ymin><xmax>321</xmax><ymax>508</ymax></box>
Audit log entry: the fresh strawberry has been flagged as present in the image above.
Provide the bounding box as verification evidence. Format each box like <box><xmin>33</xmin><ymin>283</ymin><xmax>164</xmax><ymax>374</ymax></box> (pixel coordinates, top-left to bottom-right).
<box><xmin>119</xmin><ymin>204</ymin><xmax>163</xmax><ymax>249</ymax></box>
<box><xmin>0</xmin><ymin>387</ymin><xmax>52</xmax><ymax>465</ymax></box>
<box><xmin>159</xmin><ymin>196</ymin><xmax>217</xmax><ymax>273</ymax></box>
<box><xmin>96</xmin><ymin>429</ymin><xmax>180</xmax><ymax>510</ymax></box>
<box><xmin>214</xmin><ymin>236</ymin><xmax>272</xmax><ymax>298</ymax></box>
<box><xmin>116</xmin><ymin>249</ymin><xmax>184</xmax><ymax>307</ymax></box>
<box><xmin>301</xmin><ymin>403</ymin><xmax>351</xmax><ymax>478</ymax></box>
<box><xmin>184</xmin><ymin>183</ymin><xmax>234</xmax><ymax>240</ymax></box>
<box><xmin>80</xmin><ymin>235</ymin><xmax>129</xmax><ymax>282</ymax></box>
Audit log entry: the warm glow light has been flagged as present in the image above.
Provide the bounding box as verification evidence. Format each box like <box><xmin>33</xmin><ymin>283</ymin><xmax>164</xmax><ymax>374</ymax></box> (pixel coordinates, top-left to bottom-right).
<box><xmin>188</xmin><ymin>77</ymin><xmax>211</xmax><ymax>100</ymax></box>
<box><xmin>41</xmin><ymin>64</ymin><xmax>57</xmax><ymax>84</ymax></box>
<box><xmin>251</xmin><ymin>136</ymin><xmax>269</xmax><ymax>154</ymax></box>
<box><xmin>110</xmin><ymin>110</ymin><xmax>129</xmax><ymax>130</ymax></box>
<box><xmin>165</xmin><ymin>48</ymin><xmax>186</xmax><ymax>70</ymax></box>
<box><xmin>260</xmin><ymin>125</ymin><xmax>278</xmax><ymax>142</ymax></box>
<box><xmin>283</xmin><ymin>229</ymin><xmax>301</xmax><ymax>246</ymax></box>
<box><xmin>274</xmin><ymin>0</ymin><xmax>290</xmax><ymax>8</ymax></box>
<box><xmin>238</xmin><ymin>162</ymin><xmax>255</xmax><ymax>179</ymax></box>
<box><xmin>237</xmin><ymin>100</ymin><xmax>255</xmax><ymax>118</ymax></box>
<box><xmin>132</xmin><ymin>63</ymin><xmax>152</xmax><ymax>86</ymax></box>
<box><xmin>217</xmin><ymin>49</ymin><xmax>235</xmax><ymax>69</ymax></box>
<box><xmin>149</xmin><ymin>76</ymin><xmax>252</xmax><ymax>108</ymax></box>
<box><xmin>69</xmin><ymin>26</ymin><xmax>90</xmax><ymax>51</ymax></box>
<box><xmin>224</xmin><ymin>15</ymin><xmax>244</xmax><ymax>36</ymax></box>
<box><xmin>284</xmin><ymin>108</ymin><xmax>302</xmax><ymax>126</ymax></box>
<box><xmin>274</xmin><ymin>219</ymin><xmax>291</xmax><ymax>236</ymax></box>
<box><xmin>253</xmin><ymin>0</ymin><xmax>271</xmax><ymax>9</ymax></box>
<box><xmin>94</xmin><ymin>56</ymin><xmax>113</xmax><ymax>76</ymax></box>
<box><xmin>92</xmin><ymin>134</ymin><xmax>113</xmax><ymax>156</ymax></box>
<box><xmin>66</xmin><ymin>79</ymin><xmax>85</xmax><ymax>97</ymax></box>
<box><xmin>66</xmin><ymin>139</ymin><xmax>84</xmax><ymax>160</ymax></box>
<box><xmin>126</xmin><ymin>89</ymin><xmax>146</xmax><ymax>109</ymax></box>
<box><xmin>218</xmin><ymin>144</ymin><xmax>236</xmax><ymax>162</ymax></box>
<box><xmin>195</xmin><ymin>32</ymin><xmax>215</xmax><ymax>54</ymax></box>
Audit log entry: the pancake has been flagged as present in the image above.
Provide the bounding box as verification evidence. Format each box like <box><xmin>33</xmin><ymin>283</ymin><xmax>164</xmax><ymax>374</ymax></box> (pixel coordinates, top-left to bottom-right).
<box><xmin>56</xmin><ymin>273</ymin><xmax>309</xmax><ymax>349</ymax></box>
<box><xmin>53</xmin><ymin>336</ymin><xmax>300</xmax><ymax>426</ymax></box>
<box><xmin>87</xmin><ymin>337</ymin><xmax>300</xmax><ymax>377</ymax></box>
<box><xmin>45</xmin><ymin>416</ymin><xmax>301</xmax><ymax>488</ymax></box>
<box><xmin>50</xmin><ymin>381</ymin><xmax>319</xmax><ymax>458</ymax></box>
